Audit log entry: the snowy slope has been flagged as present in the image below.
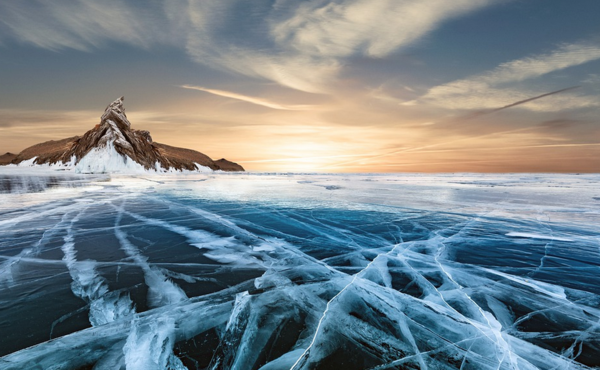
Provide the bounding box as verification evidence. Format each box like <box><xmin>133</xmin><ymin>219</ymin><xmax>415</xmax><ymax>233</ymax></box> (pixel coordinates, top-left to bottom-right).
<box><xmin>75</xmin><ymin>142</ymin><xmax>151</xmax><ymax>174</ymax></box>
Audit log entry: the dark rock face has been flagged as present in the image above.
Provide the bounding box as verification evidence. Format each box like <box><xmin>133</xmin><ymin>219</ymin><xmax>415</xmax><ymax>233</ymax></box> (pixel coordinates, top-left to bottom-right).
<box><xmin>5</xmin><ymin>97</ymin><xmax>244</xmax><ymax>172</ymax></box>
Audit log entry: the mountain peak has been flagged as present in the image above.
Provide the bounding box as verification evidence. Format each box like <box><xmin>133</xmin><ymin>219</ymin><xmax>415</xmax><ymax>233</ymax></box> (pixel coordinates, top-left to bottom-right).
<box><xmin>4</xmin><ymin>97</ymin><xmax>244</xmax><ymax>173</ymax></box>
<box><xmin>101</xmin><ymin>96</ymin><xmax>130</xmax><ymax>130</ymax></box>
<box><xmin>106</xmin><ymin>96</ymin><xmax>125</xmax><ymax>112</ymax></box>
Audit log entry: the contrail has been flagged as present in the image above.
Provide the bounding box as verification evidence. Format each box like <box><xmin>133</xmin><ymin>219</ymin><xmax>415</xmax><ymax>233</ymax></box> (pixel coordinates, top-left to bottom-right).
<box><xmin>464</xmin><ymin>85</ymin><xmax>581</xmax><ymax>119</ymax></box>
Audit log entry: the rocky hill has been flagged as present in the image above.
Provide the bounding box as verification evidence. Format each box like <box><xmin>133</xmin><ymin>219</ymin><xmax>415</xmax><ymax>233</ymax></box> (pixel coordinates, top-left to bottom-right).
<box><xmin>4</xmin><ymin>97</ymin><xmax>244</xmax><ymax>173</ymax></box>
<box><xmin>0</xmin><ymin>152</ymin><xmax>17</xmax><ymax>165</ymax></box>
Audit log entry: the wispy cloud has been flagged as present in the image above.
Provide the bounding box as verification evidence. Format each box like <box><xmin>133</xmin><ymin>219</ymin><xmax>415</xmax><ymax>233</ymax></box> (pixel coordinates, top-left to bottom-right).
<box><xmin>476</xmin><ymin>43</ymin><xmax>600</xmax><ymax>84</ymax></box>
<box><xmin>0</xmin><ymin>0</ymin><xmax>501</xmax><ymax>93</ymax></box>
<box><xmin>272</xmin><ymin>0</ymin><xmax>498</xmax><ymax>58</ymax></box>
<box><xmin>321</xmin><ymin>126</ymin><xmax>539</xmax><ymax>169</ymax></box>
<box><xmin>414</xmin><ymin>42</ymin><xmax>600</xmax><ymax>111</ymax></box>
<box><xmin>238</xmin><ymin>154</ymin><xmax>364</xmax><ymax>164</ymax></box>
<box><xmin>180</xmin><ymin>85</ymin><xmax>316</xmax><ymax>110</ymax></box>
<box><xmin>0</xmin><ymin>1</ymin><xmax>173</xmax><ymax>51</ymax></box>
<box><xmin>378</xmin><ymin>142</ymin><xmax>600</xmax><ymax>155</ymax></box>
<box><xmin>583</xmin><ymin>73</ymin><xmax>600</xmax><ymax>85</ymax></box>
<box><xmin>195</xmin><ymin>0</ymin><xmax>499</xmax><ymax>92</ymax></box>
<box><xmin>539</xmin><ymin>119</ymin><xmax>584</xmax><ymax>129</ymax></box>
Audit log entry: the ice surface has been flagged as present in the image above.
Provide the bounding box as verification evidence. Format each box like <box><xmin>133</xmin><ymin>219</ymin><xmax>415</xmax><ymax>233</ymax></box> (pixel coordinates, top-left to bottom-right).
<box><xmin>0</xmin><ymin>172</ymin><xmax>599</xmax><ymax>369</ymax></box>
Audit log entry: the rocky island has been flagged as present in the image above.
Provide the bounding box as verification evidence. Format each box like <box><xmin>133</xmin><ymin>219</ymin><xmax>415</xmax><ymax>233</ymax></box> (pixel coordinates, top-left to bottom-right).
<box><xmin>0</xmin><ymin>97</ymin><xmax>244</xmax><ymax>173</ymax></box>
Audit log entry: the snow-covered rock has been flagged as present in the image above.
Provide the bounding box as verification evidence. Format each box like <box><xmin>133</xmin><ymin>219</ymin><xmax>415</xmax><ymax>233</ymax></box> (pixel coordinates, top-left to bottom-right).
<box><xmin>4</xmin><ymin>97</ymin><xmax>244</xmax><ymax>174</ymax></box>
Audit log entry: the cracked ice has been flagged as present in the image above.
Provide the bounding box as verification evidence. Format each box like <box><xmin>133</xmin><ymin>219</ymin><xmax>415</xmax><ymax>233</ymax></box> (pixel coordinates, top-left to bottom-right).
<box><xmin>0</xmin><ymin>172</ymin><xmax>599</xmax><ymax>369</ymax></box>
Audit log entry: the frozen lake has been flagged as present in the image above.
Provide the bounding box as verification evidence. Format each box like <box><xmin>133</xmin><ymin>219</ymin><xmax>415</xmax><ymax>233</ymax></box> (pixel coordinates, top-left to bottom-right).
<box><xmin>0</xmin><ymin>171</ymin><xmax>599</xmax><ymax>369</ymax></box>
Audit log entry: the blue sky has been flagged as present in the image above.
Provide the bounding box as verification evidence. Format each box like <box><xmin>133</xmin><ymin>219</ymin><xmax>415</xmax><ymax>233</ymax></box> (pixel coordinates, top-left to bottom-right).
<box><xmin>0</xmin><ymin>0</ymin><xmax>599</xmax><ymax>172</ymax></box>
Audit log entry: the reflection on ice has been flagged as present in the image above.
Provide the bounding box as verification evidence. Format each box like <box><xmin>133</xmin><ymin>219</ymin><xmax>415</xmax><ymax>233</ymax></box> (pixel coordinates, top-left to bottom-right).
<box><xmin>0</xmin><ymin>172</ymin><xmax>599</xmax><ymax>369</ymax></box>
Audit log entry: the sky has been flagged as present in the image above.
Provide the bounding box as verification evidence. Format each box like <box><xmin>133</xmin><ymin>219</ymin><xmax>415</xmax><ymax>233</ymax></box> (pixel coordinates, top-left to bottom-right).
<box><xmin>0</xmin><ymin>0</ymin><xmax>599</xmax><ymax>172</ymax></box>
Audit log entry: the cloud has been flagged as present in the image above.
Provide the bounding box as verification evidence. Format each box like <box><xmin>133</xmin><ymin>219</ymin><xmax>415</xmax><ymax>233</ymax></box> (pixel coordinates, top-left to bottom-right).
<box><xmin>0</xmin><ymin>108</ymin><xmax>99</xmax><ymax>152</ymax></box>
<box><xmin>476</xmin><ymin>43</ymin><xmax>600</xmax><ymax>84</ymax></box>
<box><xmin>0</xmin><ymin>1</ymin><xmax>174</xmax><ymax>51</ymax></box>
<box><xmin>415</xmin><ymin>42</ymin><xmax>600</xmax><ymax>111</ymax></box>
<box><xmin>238</xmin><ymin>153</ymin><xmax>364</xmax><ymax>164</ymax></box>
<box><xmin>0</xmin><ymin>108</ymin><xmax>97</xmax><ymax>127</ymax></box>
<box><xmin>321</xmin><ymin>126</ymin><xmax>541</xmax><ymax>169</ymax></box>
<box><xmin>186</xmin><ymin>0</ymin><xmax>499</xmax><ymax>92</ymax></box>
<box><xmin>271</xmin><ymin>0</ymin><xmax>497</xmax><ymax>58</ymax></box>
<box><xmin>180</xmin><ymin>85</ymin><xmax>316</xmax><ymax>110</ymax></box>
<box><xmin>0</xmin><ymin>0</ymin><xmax>501</xmax><ymax>93</ymax></box>
<box><xmin>183</xmin><ymin>43</ymin><xmax>340</xmax><ymax>93</ymax></box>
<box><xmin>583</xmin><ymin>73</ymin><xmax>600</xmax><ymax>85</ymax></box>
<box><xmin>539</xmin><ymin>119</ymin><xmax>584</xmax><ymax>129</ymax></box>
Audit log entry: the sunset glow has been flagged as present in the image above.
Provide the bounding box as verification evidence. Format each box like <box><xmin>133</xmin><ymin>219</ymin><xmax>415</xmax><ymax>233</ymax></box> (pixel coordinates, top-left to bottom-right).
<box><xmin>0</xmin><ymin>0</ymin><xmax>598</xmax><ymax>172</ymax></box>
